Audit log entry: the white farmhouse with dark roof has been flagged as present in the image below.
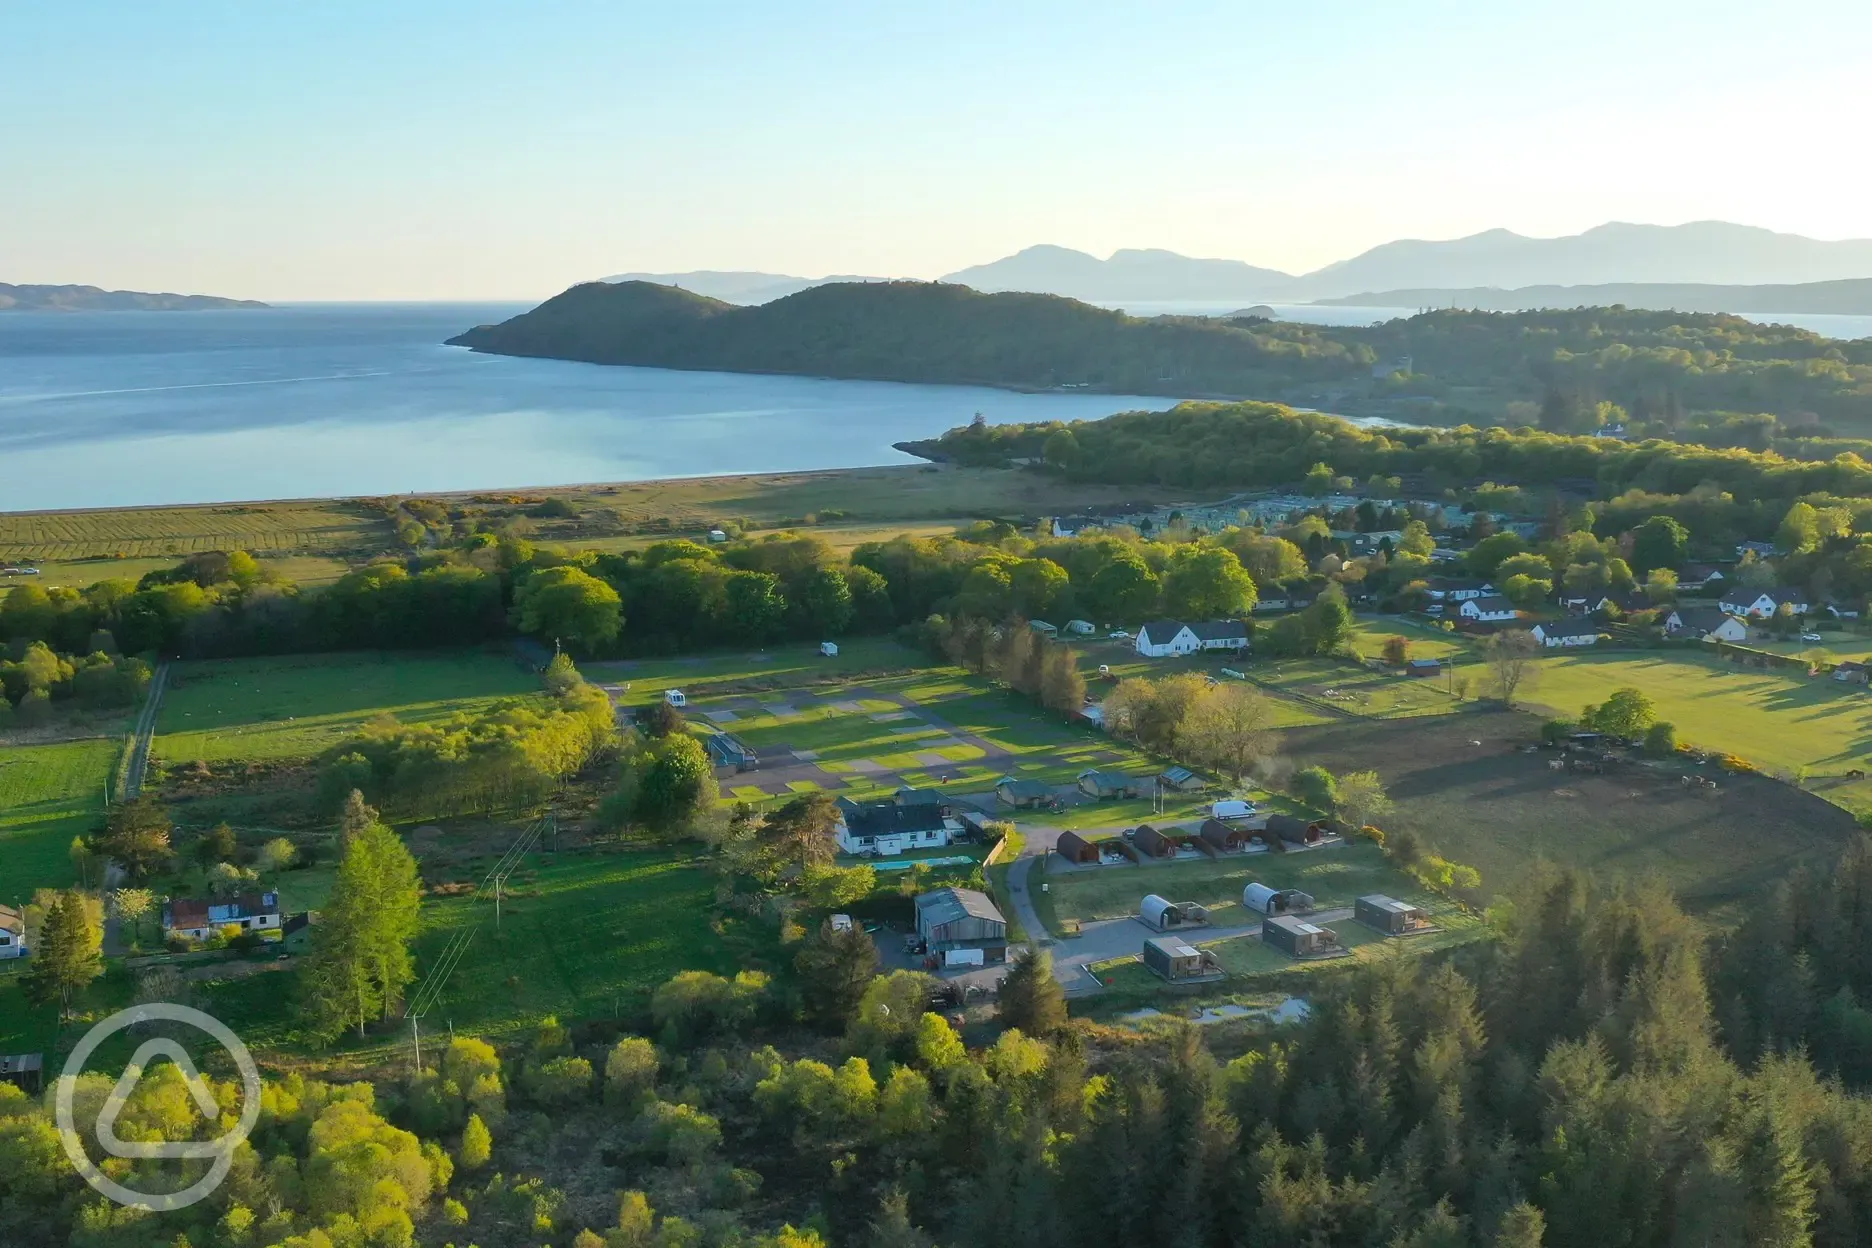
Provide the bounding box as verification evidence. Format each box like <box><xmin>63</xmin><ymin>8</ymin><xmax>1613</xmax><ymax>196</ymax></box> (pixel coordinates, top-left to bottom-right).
<box><xmin>1134</xmin><ymin>619</ymin><xmax>1249</xmax><ymax>658</ymax></box>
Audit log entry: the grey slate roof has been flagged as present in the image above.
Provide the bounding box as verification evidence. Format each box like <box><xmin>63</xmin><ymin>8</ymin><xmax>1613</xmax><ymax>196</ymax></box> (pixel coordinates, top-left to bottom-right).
<box><xmin>915</xmin><ymin>887</ymin><xmax>1005</xmax><ymax>928</ymax></box>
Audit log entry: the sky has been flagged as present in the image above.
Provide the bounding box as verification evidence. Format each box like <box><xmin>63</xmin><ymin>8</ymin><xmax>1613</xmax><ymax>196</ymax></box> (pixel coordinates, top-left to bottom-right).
<box><xmin>4</xmin><ymin>1</ymin><xmax>1870</xmax><ymax>302</ymax></box>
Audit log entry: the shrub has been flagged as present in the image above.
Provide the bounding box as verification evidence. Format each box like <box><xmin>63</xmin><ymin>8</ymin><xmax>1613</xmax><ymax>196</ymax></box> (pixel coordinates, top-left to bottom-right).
<box><xmin>1643</xmin><ymin>722</ymin><xmax>1678</xmax><ymax>755</ymax></box>
<box><xmin>1540</xmin><ymin>718</ymin><xmax>1575</xmax><ymax>746</ymax></box>
<box><xmin>1293</xmin><ymin>765</ymin><xmax>1338</xmax><ymax>812</ymax></box>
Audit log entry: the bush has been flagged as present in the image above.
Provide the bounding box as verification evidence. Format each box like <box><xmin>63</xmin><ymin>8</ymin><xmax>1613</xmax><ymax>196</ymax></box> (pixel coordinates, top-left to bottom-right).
<box><xmin>1540</xmin><ymin>718</ymin><xmax>1575</xmax><ymax>746</ymax></box>
<box><xmin>1644</xmin><ymin>722</ymin><xmax>1677</xmax><ymax>755</ymax></box>
<box><xmin>1293</xmin><ymin>765</ymin><xmax>1338</xmax><ymax>812</ymax></box>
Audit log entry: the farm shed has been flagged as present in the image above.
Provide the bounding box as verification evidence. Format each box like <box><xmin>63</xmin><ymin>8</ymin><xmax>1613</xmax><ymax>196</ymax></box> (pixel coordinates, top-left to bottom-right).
<box><xmin>1054</xmin><ymin>830</ymin><xmax>1101</xmax><ymax>864</ymax></box>
<box><xmin>0</xmin><ymin>1053</ymin><xmax>43</xmax><ymax>1095</ymax></box>
<box><xmin>915</xmin><ymin>888</ymin><xmax>1008</xmax><ymax>962</ymax></box>
<box><xmin>1355</xmin><ymin>894</ymin><xmax>1430</xmax><ymax>935</ymax></box>
<box><xmin>1406</xmin><ymin>658</ymin><xmax>1442</xmax><ymax>677</ymax></box>
<box><xmin>1199</xmin><ymin>818</ymin><xmax>1251</xmax><ymax>851</ymax></box>
<box><xmin>1265</xmin><ymin>814</ymin><xmax>1325</xmax><ymax>846</ymax></box>
<box><xmin>706</xmin><ymin>732</ymin><xmax>759</xmax><ymax>771</ymax></box>
<box><xmin>1131</xmin><ymin>823</ymin><xmax>1178</xmax><ymax>859</ymax></box>
<box><xmin>1263</xmin><ymin>914</ymin><xmax>1339</xmax><ymax>957</ymax></box>
<box><xmin>1078</xmin><ymin>769</ymin><xmax>1144</xmax><ymax>800</ymax></box>
<box><xmin>1159</xmin><ymin>766</ymin><xmax>1205</xmax><ymax>791</ymax></box>
<box><xmin>1242</xmin><ymin>884</ymin><xmax>1314</xmax><ymax>916</ymax></box>
<box><xmin>996</xmin><ymin>777</ymin><xmax>1053</xmax><ymax>809</ymax></box>
<box><xmin>1143</xmin><ymin>936</ymin><xmax>1211</xmax><ymax>981</ymax></box>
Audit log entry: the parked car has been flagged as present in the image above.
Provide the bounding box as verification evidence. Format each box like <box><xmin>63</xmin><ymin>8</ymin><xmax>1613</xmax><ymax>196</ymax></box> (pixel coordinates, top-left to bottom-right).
<box><xmin>1801</xmin><ymin>632</ymin><xmax>1824</xmax><ymax>642</ymax></box>
<box><xmin>1108</xmin><ymin>630</ymin><xmax>1132</xmax><ymax>640</ymax></box>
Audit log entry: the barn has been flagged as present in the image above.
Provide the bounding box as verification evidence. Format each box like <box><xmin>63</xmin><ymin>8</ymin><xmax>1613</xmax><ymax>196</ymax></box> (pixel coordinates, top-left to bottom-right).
<box><xmin>1131</xmin><ymin>824</ymin><xmax>1178</xmax><ymax>858</ymax></box>
<box><xmin>1199</xmin><ymin>818</ymin><xmax>1250</xmax><ymax>852</ymax></box>
<box><xmin>1142</xmin><ymin>936</ymin><xmax>1210</xmax><ymax>981</ymax></box>
<box><xmin>1265</xmin><ymin>814</ymin><xmax>1326</xmax><ymax>846</ymax></box>
<box><xmin>1054</xmin><ymin>830</ymin><xmax>1101</xmax><ymax>864</ymax></box>
<box><xmin>1355</xmin><ymin>894</ymin><xmax>1431</xmax><ymax>935</ymax></box>
<box><xmin>1262</xmin><ymin>914</ymin><xmax>1339</xmax><ymax>957</ymax></box>
<box><xmin>914</xmin><ymin>888</ymin><xmax>1009</xmax><ymax>962</ymax></box>
<box><xmin>1242</xmin><ymin>883</ymin><xmax>1315</xmax><ymax>916</ymax></box>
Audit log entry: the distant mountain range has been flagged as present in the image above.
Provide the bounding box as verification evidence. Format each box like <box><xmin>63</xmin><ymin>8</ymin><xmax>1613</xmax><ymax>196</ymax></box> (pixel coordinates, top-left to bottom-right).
<box><xmin>0</xmin><ymin>283</ymin><xmax>268</xmax><ymax>311</ymax></box>
<box><xmin>1317</xmin><ymin>278</ymin><xmax>1872</xmax><ymax>316</ymax></box>
<box><xmin>607</xmin><ymin>222</ymin><xmax>1872</xmax><ymax>310</ymax></box>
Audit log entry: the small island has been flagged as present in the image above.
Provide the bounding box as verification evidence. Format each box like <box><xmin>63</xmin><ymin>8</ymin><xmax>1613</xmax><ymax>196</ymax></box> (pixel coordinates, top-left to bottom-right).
<box><xmin>0</xmin><ymin>282</ymin><xmax>269</xmax><ymax>311</ymax></box>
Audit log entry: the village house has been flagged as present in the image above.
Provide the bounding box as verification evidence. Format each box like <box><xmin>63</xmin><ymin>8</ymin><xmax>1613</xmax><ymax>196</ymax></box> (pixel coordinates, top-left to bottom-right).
<box><xmin>834</xmin><ymin>796</ymin><xmax>961</xmax><ymax>857</ymax></box>
<box><xmin>1664</xmin><ymin>607</ymin><xmax>1750</xmax><ymax>643</ymax></box>
<box><xmin>1458</xmin><ymin>594</ymin><xmax>1521</xmax><ymax>624</ymax></box>
<box><xmin>1736</xmin><ymin>540</ymin><xmax>1778</xmax><ymax>558</ymax></box>
<box><xmin>0</xmin><ymin>904</ymin><xmax>24</xmax><ymax>959</ymax></box>
<box><xmin>1078</xmin><ymin>769</ymin><xmax>1145</xmax><ymax>800</ymax></box>
<box><xmin>1134</xmin><ymin>618</ymin><xmax>1250</xmax><ymax>658</ymax></box>
<box><xmin>1677</xmin><ymin>564</ymin><xmax>1727</xmax><ymax>591</ymax></box>
<box><xmin>1719</xmin><ymin>586</ymin><xmax>1811</xmax><ymax>618</ymax></box>
<box><xmin>162</xmin><ymin>892</ymin><xmax>281</xmax><ymax>944</ymax></box>
<box><xmin>1530</xmin><ymin>619</ymin><xmax>1602</xmax><ymax>648</ymax></box>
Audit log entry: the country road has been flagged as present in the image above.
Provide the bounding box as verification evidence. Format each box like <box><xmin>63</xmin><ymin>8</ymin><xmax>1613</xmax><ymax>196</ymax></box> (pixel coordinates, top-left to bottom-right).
<box><xmin>123</xmin><ymin>661</ymin><xmax>170</xmax><ymax>800</ymax></box>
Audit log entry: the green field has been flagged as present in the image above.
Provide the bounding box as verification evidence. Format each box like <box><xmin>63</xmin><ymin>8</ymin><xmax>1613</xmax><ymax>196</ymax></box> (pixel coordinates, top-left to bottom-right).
<box><xmin>1043</xmin><ymin>840</ymin><xmax>1434</xmax><ymax>926</ymax></box>
<box><xmin>1251</xmin><ymin>658</ymin><xmax>1460</xmax><ymax>719</ymax></box>
<box><xmin>1526</xmin><ymin>651</ymin><xmax>1872</xmax><ymax>778</ymax></box>
<box><xmin>0</xmin><ymin>737</ymin><xmax>120</xmax><ymax>895</ymax></box>
<box><xmin>0</xmin><ymin>499</ymin><xmax>389</xmax><ymax>562</ymax></box>
<box><xmin>584</xmin><ymin>638</ymin><xmax>927</xmax><ymax>701</ymax></box>
<box><xmin>1348</xmin><ymin>619</ymin><xmax>1473</xmax><ymax>662</ymax></box>
<box><xmin>154</xmin><ymin>651</ymin><xmax>542</xmax><ymax>764</ymax></box>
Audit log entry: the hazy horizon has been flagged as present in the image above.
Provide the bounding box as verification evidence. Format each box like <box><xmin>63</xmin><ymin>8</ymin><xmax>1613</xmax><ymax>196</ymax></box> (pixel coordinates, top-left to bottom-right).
<box><xmin>5</xmin><ymin>2</ymin><xmax>1871</xmax><ymax>302</ymax></box>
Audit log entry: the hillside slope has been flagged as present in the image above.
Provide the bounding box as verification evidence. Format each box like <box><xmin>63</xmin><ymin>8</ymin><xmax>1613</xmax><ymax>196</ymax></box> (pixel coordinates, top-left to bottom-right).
<box><xmin>0</xmin><ymin>283</ymin><xmax>268</xmax><ymax>311</ymax></box>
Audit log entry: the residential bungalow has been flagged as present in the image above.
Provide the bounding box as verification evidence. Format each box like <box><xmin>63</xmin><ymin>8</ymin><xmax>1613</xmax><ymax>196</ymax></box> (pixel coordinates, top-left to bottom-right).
<box><xmin>1406</xmin><ymin>657</ymin><xmax>1444</xmax><ymax>676</ymax></box>
<box><xmin>1593</xmin><ymin>592</ymin><xmax>1649</xmax><ymax>616</ymax></box>
<box><xmin>163</xmin><ymin>892</ymin><xmax>281</xmax><ymax>944</ymax></box>
<box><xmin>914</xmin><ymin>888</ymin><xmax>1008</xmax><ymax>963</ymax></box>
<box><xmin>0</xmin><ymin>904</ymin><xmax>24</xmax><ymax>960</ymax></box>
<box><xmin>1142</xmin><ymin>935</ymin><xmax>1213</xmax><ymax>982</ymax></box>
<box><xmin>1677</xmin><ymin>565</ymin><xmax>1727</xmax><ymax>591</ymax></box>
<box><xmin>1131</xmin><ymin>823</ymin><xmax>1179</xmax><ymax>859</ymax></box>
<box><xmin>1836</xmin><ymin>661</ymin><xmax>1871</xmax><ymax>685</ymax></box>
<box><xmin>705</xmin><ymin>732</ymin><xmax>759</xmax><ymax>771</ymax></box>
<box><xmin>1262</xmin><ymin>914</ymin><xmax>1340</xmax><ymax>958</ymax></box>
<box><xmin>1719</xmin><ymin>587</ymin><xmax>1811</xmax><ymax>618</ymax></box>
<box><xmin>1459</xmin><ymin>595</ymin><xmax>1520</xmax><ymax>624</ymax></box>
<box><xmin>1054</xmin><ymin>830</ymin><xmax>1102</xmax><ymax>864</ymax></box>
<box><xmin>995</xmin><ymin>777</ymin><xmax>1054</xmax><ymax>809</ymax></box>
<box><xmin>1199</xmin><ymin>818</ymin><xmax>1253</xmax><ymax>852</ymax></box>
<box><xmin>1427</xmin><ymin>577</ymin><xmax>1494</xmax><ymax>602</ymax></box>
<box><xmin>1078</xmin><ymin>769</ymin><xmax>1144</xmax><ymax>800</ymax></box>
<box><xmin>1134</xmin><ymin>618</ymin><xmax>1250</xmax><ymax>658</ymax></box>
<box><xmin>1736</xmin><ymin>540</ymin><xmax>1778</xmax><ymax>558</ymax></box>
<box><xmin>1265</xmin><ymin>814</ymin><xmax>1326</xmax><ymax>846</ymax></box>
<box><xmin>1531</xmin><ymin>619</ymin><xmax>1601</xmax><ymax>648</ymax></box>
<box><xmin>1158</xmin><ymin>765</ymin><xmax>1205</xmax><ymax>792</ymax></box>
<box><xmin>835</xmin><ymin>796</ymin><xmax>961</xmax><ymax>856</ymax></box>
<box><xmin>1242</xmin><ymin>883</ymin><xmax>1315</xmax><ymax>916</ymax></box>
<box><xmin>1664</xmin><ymin>606</ymin><xmax>1750</xmax><ymax>643</ymax></box>
<box><xmin>1355</xmin><ymin>894</ymin><xmax>1432</xmax><ymax>935</ymax></box>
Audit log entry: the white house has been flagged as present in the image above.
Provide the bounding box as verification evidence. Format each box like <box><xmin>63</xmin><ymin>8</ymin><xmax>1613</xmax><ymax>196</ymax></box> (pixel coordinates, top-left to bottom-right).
<box><xmin>1664</xmin><ymin>607</ymin><xmax>1750</xmax><ymax>643</ymax></box>
<box><xmin>1677</xmin><ymin>565</ymin><xmax>1727</xmax><ymax>591</ymax></box>
<box><xmin>1530</xmin><ymin>619</ymin><xmax>1602</xmax><ymax>648</ymax></box>
<box><xmin>834</xmin><ymin>796</ymin><xmax>962</xmax><ymax>857</ymax></box>
<box><xmin>1135</xmin><ymin>619</ymin><xmax>1249</xmax><ymax>657</ymax></box>
<box><xmin>162</xmin><ymin>892</ymin><xmax>281</xmax><ymax>943</ymax></box>
<box><xmin>0</xmin><ymin>904</ymin><xmax>24</xmax><ymax>959</ymax></box>
<box><xmin>1718</xmin><ymin>587</ymin><xmax>1810</xmax><ymax>618</ymax></box>
<box><xmin>1458</xmin><ymin>595</ymin><xmax>1520</xmax><ymax>624</ymax></box>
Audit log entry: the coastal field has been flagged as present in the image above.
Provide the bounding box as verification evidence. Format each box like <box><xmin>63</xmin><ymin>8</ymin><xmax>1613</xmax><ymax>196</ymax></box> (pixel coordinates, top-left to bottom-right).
<box><xmin>153</xmin><ymin>650</ymin><xmax>541</xmax><ymax>764</ymax></box>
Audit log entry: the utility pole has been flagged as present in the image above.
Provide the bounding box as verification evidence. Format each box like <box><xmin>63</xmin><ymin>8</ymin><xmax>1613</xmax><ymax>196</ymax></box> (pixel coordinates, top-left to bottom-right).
<box><xmin>411</xmin><ymin>1017</ymin><xmax>422</xmax><ymax>1078</ymax></box>
<box><xmin>494</xmin><ymin>876</ymin><xmax>503</xmax><ymax>930</ymax></box>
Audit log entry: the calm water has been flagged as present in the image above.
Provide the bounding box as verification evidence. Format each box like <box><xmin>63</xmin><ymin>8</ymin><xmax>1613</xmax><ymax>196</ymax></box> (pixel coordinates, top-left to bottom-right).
<box><xmin>0</xmin><ymin>304</ymin><xmax>1177</xmax><ymax>510</ymax></box>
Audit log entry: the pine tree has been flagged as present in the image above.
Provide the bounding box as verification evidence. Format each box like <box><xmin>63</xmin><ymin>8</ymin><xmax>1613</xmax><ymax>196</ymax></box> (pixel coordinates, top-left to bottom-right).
<box><xmin>22</xmin><ymin>891</ymin><xmax>103</xmax><ymax>1017</ymax></box>
<box><xmin>794</xmin><ymin>921</ymin><xmax>879</xmax><ymax>1029</ymax></box>
<box><xmin>337</xmin><ymin>789</ymin><xmax>379</xmax><ymax>850</ymax></box>
<box><xmin>998</xmin><ymin>947</ymin><xmax>1067</xmax><ymax>1036</ymax></box>
<box><xmin>1492</xmin><ymin>1202</ymin><xmax>1546</xmax><ymax>1247</ymax></box>
<box><xmin>459</xmin><ymin>1112</ymin><xmax>492</xmax><ymax>1169</ymax></box>
<box><xmin>299</xmin><ymin>817</ymin><xmax>422</xmax><ymax>1042</ymax></box>
<box><xmin>866</xmin><ymin>1187</ymin><xmax>932</xmax><ymax>1248</ymax></box>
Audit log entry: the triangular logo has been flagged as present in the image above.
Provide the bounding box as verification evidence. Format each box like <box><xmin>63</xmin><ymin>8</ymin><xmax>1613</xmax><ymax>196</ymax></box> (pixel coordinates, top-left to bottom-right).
<box><xmin>93</xmin><ymin>1039</ymin><xmax>226</xmax><ymax>1159</ymax></box>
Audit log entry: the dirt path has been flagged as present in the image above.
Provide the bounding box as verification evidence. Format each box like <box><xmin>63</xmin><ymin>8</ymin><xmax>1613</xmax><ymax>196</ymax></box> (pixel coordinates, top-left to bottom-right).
<box><xmin>123</xmin><ymin>661</ymin><xmax>170</xmax><ymax>799</ymax></box>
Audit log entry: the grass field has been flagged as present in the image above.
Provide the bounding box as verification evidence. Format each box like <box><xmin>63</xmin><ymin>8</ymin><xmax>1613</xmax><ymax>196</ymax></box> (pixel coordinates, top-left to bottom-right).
<box><xmin>1042</xmin><ymin>840</ymin><xmax>1432</xmax><ymax>926</ymax></box>
<box><xmin>1280</xmin><ymin>710</ymin><xmax>1862</xmax><ymax>913</ymax></box>
<box><xmin>1251</xmin><ymin>658</ymin><xmax>1459</xmax><ymax>719</ymax></box>
<box><xmin>1526</xmin><ymin>651</ymin><xmax>1872</xmax><ymax>779</ymax></box>
<box><xmin>584</xmin><ymin>638</ymin><xmax>927</xmax><ymax>701</ymax></box>
<box><xmin>0</xmin><ymin>499</ymin><xmax>390</xmax><ymax>562</ymax></box>
<box><xmin>1348</xmin><ymin>620</ymin><xmax>1473</xmax><ymax>663</ymax></box>
<box><xmin>0</xmin><ymin>737</ymin><xmax>121</xmax><ymax>895</ymax></box>
<box><xmin>154</xmin><ymin>650</ymin><xmax>542</xmax><ymax>764</ymax></box>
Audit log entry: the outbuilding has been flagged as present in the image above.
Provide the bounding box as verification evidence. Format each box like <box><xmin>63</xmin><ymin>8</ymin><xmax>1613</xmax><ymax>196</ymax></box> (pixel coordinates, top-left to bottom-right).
<box><xmin>995</xmin><ymin>777</ymin><xmax>1054</xmax><ymax>809</ymax></box>
<box><xmin>1078</xmin><ymin>769</ymin><xmax>1144</xmax><ymax>800</ymax></box>
<box><xmin>1159</xmin><ymin>765</ymin><xmax>1205</xmax><ymax>792</ymax></box>
<box><xmin>1142</xmin><ymin>936</ymin><xmax>1209</xmax><ymax>981</ymax></box>
<box><xmin>1242</xmin><ymin>883</ymin><xmax>1315</xmax><ymax>916</ymax></box>
<box><xmin>1131</xmin><ymin>824</ymin><xmax>1178</xmax><ymax>859</ymax></box>
<box><xmin>706</xmin><ymin>732</ymin><xmax>759</xmax><ymax>771</ymax></box>
<box><xmin>1265</xmin><ymin>813</ymin><xmax>1326</xmax><ymax>846</ymax></box>
<box><xmin>1355</xmin><ymin>894</ymin><xmax>1431</xmax><ymax>935</ymax></box>
<box><xmin>914</xmin><ymin>888</ymin><xmax>1009</xmax><ymax>963</ymax></box>
<box><xmin>1199</xmin><ymin>818</ymin><xmax>1251</xmax><ymax>852</ymax></box>
<box><xmin>1262</xmin><ymin>914</ymin><xmax>1339</xmax><ymax>958</ymax></box>
<box><xmin>1054</xmin><ymin>829</ymin><xmax>1101</xmax><ymax>864</ymax></box>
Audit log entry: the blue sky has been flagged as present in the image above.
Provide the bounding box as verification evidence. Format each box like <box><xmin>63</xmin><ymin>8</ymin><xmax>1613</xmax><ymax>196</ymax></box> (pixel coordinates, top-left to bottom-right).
<box><xmin>3</xmin><ymin>1</ymin><xmax>1868</xmax><ymax>300</ymax></box>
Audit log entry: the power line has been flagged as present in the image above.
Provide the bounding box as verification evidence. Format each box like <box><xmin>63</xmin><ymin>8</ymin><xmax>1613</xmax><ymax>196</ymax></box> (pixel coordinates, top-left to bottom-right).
<box><xmin>405</xmin><ymin>815</ymin><xmax>546</xmax><ymax>1021</ymax></box>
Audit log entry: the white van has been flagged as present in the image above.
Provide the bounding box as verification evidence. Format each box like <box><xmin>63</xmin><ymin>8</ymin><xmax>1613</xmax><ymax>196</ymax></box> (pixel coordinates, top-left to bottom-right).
<box><xmin>664</xmin><ymin>688</ymin><xmax>687</xmax><ymax>708</ymax></box>
<box><xmin>1211</xmin><ymin>798</ymin><xmax>1255</xmax><ymax>821</ymax></box>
